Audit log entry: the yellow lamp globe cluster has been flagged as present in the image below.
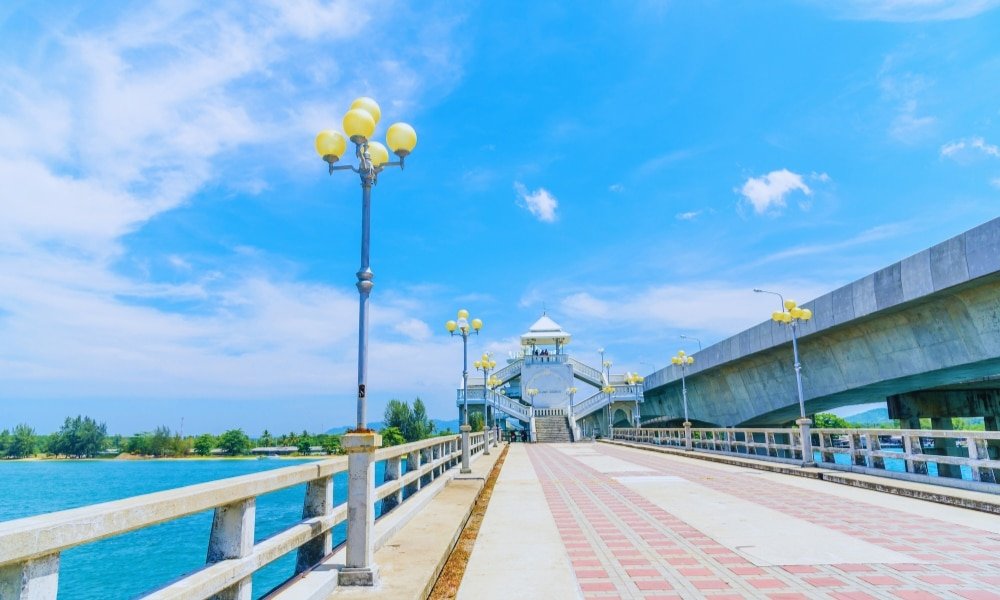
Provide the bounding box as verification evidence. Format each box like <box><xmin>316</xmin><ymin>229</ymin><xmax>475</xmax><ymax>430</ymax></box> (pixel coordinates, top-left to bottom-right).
<box><xmin>473</xmin><ymin>353</ymin><xmax>496</xmax><ymax>372</ymax></box>
<box><xmin>624</xmin><ymin>373</ymin><xmax>645</xmax><ymax>385</ymax></box>
<box><xmin>314</xmin><ymin>97</ymin><xmax>418</xmax><ymax>166</ymax></box>
<box><xmin>771</xmin><ymin>299</ymin><xmax>813</xmax><ymax>324</ymax></box>
<box><xmin>487</xmin><ymin>375</ymin><xmax>502</xmax><ymax>389</ymax></box>
<box><xmin>445</xmin><ymin>309</ymin><xmax>483</xmax><ymax>334</ymax></box>
<box><xmin>671</xmin><ymin>350</ymin><xmax>694</xmax><ymax>367</ymax></box>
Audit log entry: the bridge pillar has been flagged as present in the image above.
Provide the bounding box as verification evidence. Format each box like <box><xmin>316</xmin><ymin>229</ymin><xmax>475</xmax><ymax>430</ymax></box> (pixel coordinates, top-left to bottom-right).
<box><xmin>683</xmin><ymin>421</ymin><xmax>692</xmax><ymax>451</ymax></box>
<box><xmin>0</xmin><ymin>553</ymin><xmax>60</xmax><ymax>600</ymax></box>
<box><xmin>797</xmin><ymin>418</ymin><xmax>816</xmax><ymax>467</ymax></box>
<box><xmin>207</xmin><ymin>498</ymin><xmax>255</xmax><ymax>599</ymax></box>
<box><xmin>460</xmin><ymin>425</ymin><xmax>472</xmax><ymax>473</ymax></box>
<box><xmin>405</xmin><ymin>449</ymin><xmax>422</xmax><ymax>496</ymax></box>
<box><xmin>295</xmin><ymin>475</ymin><xmax>333</xmax><ymax>574</ymax></box>
<box><xmin>339</xmin><ymin>432</ymin><xmax>382</xmax><ymax>586</ymax></box>
<box><xmin>381</xmin><ymin>455</ymin><xmax>403</xmax><ymax>513</ymax></box>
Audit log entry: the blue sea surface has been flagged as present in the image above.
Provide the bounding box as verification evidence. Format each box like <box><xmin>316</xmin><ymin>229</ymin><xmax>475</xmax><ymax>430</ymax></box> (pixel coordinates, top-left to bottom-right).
<box><xmin>0</xmin><ymin>458</ymin><xmax>388</xmax><ymax>599</ymax></box>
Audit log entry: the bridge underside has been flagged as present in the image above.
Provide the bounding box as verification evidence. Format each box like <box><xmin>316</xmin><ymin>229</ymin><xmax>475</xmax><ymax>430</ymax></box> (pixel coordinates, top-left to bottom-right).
<box><xmin>642</xmin><ymin>254</ymin><xmax>1000</xmax><ymax>428</ymax></box>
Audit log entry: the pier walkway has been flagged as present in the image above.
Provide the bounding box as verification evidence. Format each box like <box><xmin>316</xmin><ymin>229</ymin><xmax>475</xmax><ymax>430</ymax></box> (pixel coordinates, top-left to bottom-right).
<box><xmin>459</xmin><ymin>443</ymin><xmax>1000</xmax><ymax>600</ymax></box>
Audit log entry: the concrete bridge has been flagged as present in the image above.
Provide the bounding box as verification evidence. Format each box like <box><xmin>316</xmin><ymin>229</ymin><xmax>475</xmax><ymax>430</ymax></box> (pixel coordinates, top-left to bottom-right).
<box><xmin>641</xmin><ymin>217</ymin><xmax>1000</xmax><ymax>429</ymax></box>
<box><xmin>3</xmin><ymin>436</ymin><xmax>999</xmax><ymax>600</ymax></box>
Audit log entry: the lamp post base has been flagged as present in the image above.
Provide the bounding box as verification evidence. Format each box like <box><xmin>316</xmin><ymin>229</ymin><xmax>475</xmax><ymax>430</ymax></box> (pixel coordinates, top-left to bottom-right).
<box><xmin>796</xmin><ymin>418</ymin><xmax>816</xmax><ymax>468</ymax></box>
<box><xmin>683</xmin><ymin>421</ymin><xmax>693</xmax><ymax>451</ymax></box>
<box><xmin>459</xmin><ymin>425</ymin><xmax>472</xmax><ymax>474</ymax></box>
<box><xmin>340</xmin><ymin>432</ymin><xmax>382</xmax><ymax>586</ymax></box>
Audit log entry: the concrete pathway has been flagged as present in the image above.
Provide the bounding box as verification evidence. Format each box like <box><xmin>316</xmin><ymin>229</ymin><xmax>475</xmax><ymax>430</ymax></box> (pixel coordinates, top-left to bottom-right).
<box><xmin>460</xmin><ymin>442</ymin><xmax>1000</xmax><ymax>599</ymax></box>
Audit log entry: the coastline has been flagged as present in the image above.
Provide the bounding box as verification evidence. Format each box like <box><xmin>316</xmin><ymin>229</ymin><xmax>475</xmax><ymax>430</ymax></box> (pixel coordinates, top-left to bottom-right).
<box><xmin>1</xmin><ymin>454</ymin><xmax>330</xmax><ymax>462</ymax></box>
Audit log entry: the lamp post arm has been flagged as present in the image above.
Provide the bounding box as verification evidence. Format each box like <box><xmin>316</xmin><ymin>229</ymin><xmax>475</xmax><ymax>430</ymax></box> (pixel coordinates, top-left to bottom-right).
<box><xmin>753</xmin><ymin>288</ymin><xmax>785</xmax><ymax>311</ymax></box>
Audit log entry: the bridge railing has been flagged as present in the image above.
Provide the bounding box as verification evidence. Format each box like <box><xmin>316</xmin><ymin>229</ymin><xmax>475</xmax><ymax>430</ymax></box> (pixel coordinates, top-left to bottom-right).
<box><xmin>612</xmin><ymin>427</ymin><xmax>1000</xmax><ymax>490</ymax></box>
<box><xmin>535</xmin><ymin>408</ymin><xmax>566</xmax><ymax>417</ymax></box>
<box><xmin>565</xmin><ymin>357</ymin><xmax>604</xmax><ymax>385</ymax></box>
<box><xmin>0</xmin><ymin>431</ymin><xmax>490</xmax><ymax>600</ymax></box>
<box><xmin>492</xmin><ymin>359</ymin><xmax>523</xmax><ymax>384</ymax></box>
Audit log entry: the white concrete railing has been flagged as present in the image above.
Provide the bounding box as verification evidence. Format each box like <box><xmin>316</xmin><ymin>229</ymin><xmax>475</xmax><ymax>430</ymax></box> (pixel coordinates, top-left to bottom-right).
<box><xmin>534</xmin><ymin>408</ymin><xmax>566</xmax><ymax>417</ymax></box>
<box><xmin>492</xmin><ymin>359</ymin><xmax>522</xmax><ymax>384</ymax></box>
<box><xmin>456</xmin><ymin>387</ymin><xmax>531</xmax><ymax>421</ymax></box>
<box><xmin>613</xmin><ymin>427</ymin><xmax>1000</xmax><ymax>488</ymax></box>
<box><xmin>565</xmin><ymin>357</ymin><xmax>604</xmax><ymax>386</ymax></box>
<box><xmin>572</xmin><ymin>385</ymin><xmax>645</xmax><ymax>420</ymax></box>
<box><xmin>0</xmin><ymin>432</ymin><xmax>491</xmax><ymax>600</ymax></box>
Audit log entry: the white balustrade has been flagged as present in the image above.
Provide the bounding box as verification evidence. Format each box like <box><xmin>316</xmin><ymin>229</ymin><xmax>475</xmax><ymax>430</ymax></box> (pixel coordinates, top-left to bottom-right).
<box><xmin>612</xmin><ymin>427</ymin><xmax>1000</xmax><ymax>489</ymax></box>
<box><xmin>0</xmin><ymin>433</ymin><xmax>490</xmax><ymax>599</ymax></box>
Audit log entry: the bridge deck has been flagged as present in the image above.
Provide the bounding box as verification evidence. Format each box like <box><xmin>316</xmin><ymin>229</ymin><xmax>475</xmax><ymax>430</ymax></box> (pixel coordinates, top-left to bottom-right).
<box><xmin>459</xmin><ymin>443</ymin><xmax>1000</xmax><ymax>600</ymax></box>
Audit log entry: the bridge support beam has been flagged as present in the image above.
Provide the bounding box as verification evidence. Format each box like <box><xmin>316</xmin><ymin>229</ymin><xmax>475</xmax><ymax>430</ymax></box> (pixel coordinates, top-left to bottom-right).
<box><xmin>207</xmin><ymin>498</ymin><xmax>255</xmax><ymax>599</ymax></box>
<box><xmin>683</xmin><ymin>421</ymin><xmax>692</xmax><ymax>451</ymax></box>
<box><xmin>340</xmin><ymin>432</ymin><xmax>382</xmax><ymax>586</ymax></box>
<box><xmin>889</xmin><ymin>388</ymin><xmax>1000</xmax><ymax>463</ymax></box>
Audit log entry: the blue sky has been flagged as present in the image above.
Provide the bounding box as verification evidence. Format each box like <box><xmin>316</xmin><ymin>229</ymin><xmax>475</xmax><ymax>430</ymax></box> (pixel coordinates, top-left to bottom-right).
<box><xmin>1</xmin><ymin>0</ymin><xmax>999</xmax><ymax>435</ymax></box>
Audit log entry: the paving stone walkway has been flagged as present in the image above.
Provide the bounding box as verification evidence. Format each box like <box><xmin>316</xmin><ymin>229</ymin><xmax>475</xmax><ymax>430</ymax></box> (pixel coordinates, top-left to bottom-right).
<box><xmin>505</xmin><ymin>442</ymin><xmax>1000</xmax><ymax>600</ymax></box>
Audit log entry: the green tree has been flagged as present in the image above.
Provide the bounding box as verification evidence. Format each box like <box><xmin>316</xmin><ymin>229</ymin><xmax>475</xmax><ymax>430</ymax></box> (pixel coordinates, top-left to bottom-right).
<box><xmin>384</xmin><ymin>399</ymin><xmax>412</xmax><ymax>432</ymax></box>
<box><xmin>126</xmin><ymin>433</ymin><xmax>151</xmax><ymax>455</ymax></box>
<box><xmin>259</xmin><ymin>429</ymin><xmax>274</xmax><ymax>447</ymax></box>
<box><xmin>297</xmin><ymin>432</ymin><xmax>313</xmax><ymax>454</ymax></box>
<box><xmin>148</xmin><ymin>426</ymin><xmax>172</xmax><ymax>456</ymax></box>
<box><xmin>469</xmin><ymin>412</ymin><xmax>484</xmax><ymax>432</ymax></box>
<box><xmin>410</xmin><ymin>398</ymin><xmax>435</xmax><ymax>441</ymax></box>
<box><xmin>193</xmin><ymin>434</ymin><xmax>216</xmax><ymax>456</ymax></box>
<box><xmin>50</xmin><ymin>415</ymin><xmax>107</xmax><ymax>457</ymax></box>
<box><xmin>0</xmin><ymin>429</ymin><xmax>11</xmax><ymax>456</ymax></box>
<box><xmin>315</xmin><ymin>433</ymin><xmax>341</xmax><ymax>454</ymax></box>
<box><xmin>217</xmin><ymin>429</ymin><xmax>251</xmax><ymax>455</ymax></box>
<box><xmin>7</xmin><ymin>424</ymin><xmax>37</xmax><ymax>458</ymax></box>
<box><xmin>380</xmin><ymin>426</ymin><xmax>405</xmax><ymax>447</ymax></box>
<box><xmin>812</xmin><ymin>413</ymin><xmax>854</xmax><ymax>429</ymax></box>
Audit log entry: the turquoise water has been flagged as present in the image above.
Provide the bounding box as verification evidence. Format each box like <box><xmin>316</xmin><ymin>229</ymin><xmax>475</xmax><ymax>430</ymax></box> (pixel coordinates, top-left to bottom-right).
<box><xmin>0</xmin><ymin>458</ymin><xmax>389</xmax><ymax>599</ymax></box>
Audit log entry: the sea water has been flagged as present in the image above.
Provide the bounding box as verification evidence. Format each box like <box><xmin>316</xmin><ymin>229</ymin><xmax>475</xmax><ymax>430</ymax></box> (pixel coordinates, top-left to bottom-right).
<box><xmin>0</xmin><ymin>458</ymin><xmax>389</xmax><ymax>599</ymax></box>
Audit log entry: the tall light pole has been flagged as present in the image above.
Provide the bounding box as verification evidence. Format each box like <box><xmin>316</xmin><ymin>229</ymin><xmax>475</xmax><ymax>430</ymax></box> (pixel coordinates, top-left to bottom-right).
<box><xmin>756</xmin><ymin>289</ymin><xmax>815</xmax><ymax>467</ymax></box>
<box><xmin>474</xmin><ymin>352</ymin><xmax>497</xmax><ymax>455</ymax></box>
<box><xmin>624</xmin><ymin>372</ymin><xmax>644</xmax><ymax>427</ymax></box>
<box><xmin>446</xmin><ymin>310</ymin><xmax>481</xmax><ymax>473</ymax></box>
<box><xmin>680</xmin><ymin>334</ymin><xmax>702</xmax><ymax>352</ymax></box>
<box><xmin>671</xmin><ymin>350</ymin><xmax>695</xmax><ymax>450</ymax></box>
<box><xmin>315</xmin><ymin>97</ymin><xmax>417</xmax><ymax>587</ymax></box>
<box><xmin>525</xmin><ymin>387</ymin><xmax>538</xmax><ymax>442</ymax></box>
<box><xmin>488</xmin><ymin>375</ymin><xmax>502</xmax><ymax>446</ymax></box>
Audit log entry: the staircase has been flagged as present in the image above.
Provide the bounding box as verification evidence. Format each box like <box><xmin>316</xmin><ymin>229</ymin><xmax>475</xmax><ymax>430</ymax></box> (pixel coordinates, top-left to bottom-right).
<box><xmin>534</xmin><ymin>415</ymin><xmax>573</xmax><ymax>443</ymax></box>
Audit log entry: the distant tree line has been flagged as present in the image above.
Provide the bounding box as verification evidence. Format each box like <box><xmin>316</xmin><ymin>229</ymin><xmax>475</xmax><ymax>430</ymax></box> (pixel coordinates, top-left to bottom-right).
<box><xmin>811</xmin><ymin>413</ymin><xmax>986</xmax><ymax>431</ymax></box>
<box><xmin>0</xmin><ymin>415</ymin><xmax>344</xmax><ymax>459</ymax></box>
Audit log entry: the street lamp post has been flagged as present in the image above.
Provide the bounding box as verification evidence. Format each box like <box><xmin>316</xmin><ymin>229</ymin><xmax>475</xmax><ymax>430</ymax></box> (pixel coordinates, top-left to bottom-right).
<box><xmin>525</xmin><ymin>388</ymin><xmax>539</xmax><ymax>442</ymax></box>
<box><xmin>566</xmin><ymin>386</ymin><xmax>578</xmax><ymax>439</ymax></box>
<box><xmin>601</xmin><ymin>383</ymin><xmax>615</xmax><ymax>437</ymax></box>
<box><xmin>446</xmin><ymin>310</ymin><xmax>482</xmax><ymax>473</ymax></box>
<box><xmin>671</xmin><ymin>351</ymin><xmax>695</xmax><ymax>450</ymax></box>
<box><xmin>315</xmin><ymin>97</ymin><xmax>417</xmax><ymax>587</ymax></box>
<box><xmin>680</xmin><ymin>334</ymin><xmax>702</xmax><ymax>352</ymax></box>
<box><xmin>488</xmin><ymin>375</ymin><xmax>502</xmax><ymax>446</ymax></box>
<box><xmin>756</xmin><ymin>289</ymin><xmax>815</xmax><ymax>467</ymax></box>
<box><xmin>624</xmin><ymin>372</ymin><xmax>644</xmax><ymax>427</ymax></box>
<box><xmin>474</xmin><ymin>353</ymin><xmax>497</xmax><ymax>455</ymax></box>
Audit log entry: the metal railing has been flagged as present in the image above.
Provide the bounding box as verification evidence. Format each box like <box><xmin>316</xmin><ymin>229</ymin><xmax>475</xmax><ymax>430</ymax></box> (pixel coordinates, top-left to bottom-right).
<box><xmin>0</xmin><ymin>432</ymin><xmax>490</xmax><ymax>599</ymax></box>
<box><xmin>566</xmin><ymin>357</ymin><xmax>604</xmax><ymax>386</ymax></box>
<box><xmin>613</xmin><ymin>427</ymin><xmax>1000</xmax><ymax>489</ymax></box>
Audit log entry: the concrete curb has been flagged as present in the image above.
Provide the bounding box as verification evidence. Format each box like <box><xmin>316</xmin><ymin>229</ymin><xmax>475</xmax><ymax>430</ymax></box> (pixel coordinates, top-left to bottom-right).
<box><xmin>603</xmin><ymin>440</ymin><xmax>1000</xmax><ymax>515</ymax></box>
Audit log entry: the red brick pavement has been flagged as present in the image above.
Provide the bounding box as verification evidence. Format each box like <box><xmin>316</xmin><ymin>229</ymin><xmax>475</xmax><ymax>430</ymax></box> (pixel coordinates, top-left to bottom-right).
<box><xmin>525</xmin><ymin>443</ymin><xmax>1000</xmax><ymax>600</ymax></box>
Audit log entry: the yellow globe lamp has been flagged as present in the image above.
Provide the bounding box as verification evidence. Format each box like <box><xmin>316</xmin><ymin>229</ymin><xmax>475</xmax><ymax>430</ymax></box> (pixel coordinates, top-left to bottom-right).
<box><xmin>473</xmin><ymin>360</ymin><xmax>482</xmax><ymax>369</ymax></box>
<box><xmin>350</xmin><ymin>97</ymin><xmax>381</xmax><ymax>124</ymax></box>
<box><xmin>800</xmin><ymin>308</ymin><xmax>813</xmax><ymax>320</ymax></box>
<box><xmin>686</xmin><ymin>356</ymin><xmax>694</xmax><ymax>365</ymax></box>
<box><xmin>784</xmin><ymin>299</ymin><xmax>797</xmax><ymax>310</ymax></box>
<box><xmin>315</xmin><ymin>130</ymin><xmax>347</xmax><ymax>163</ymax></box>
<box><xmin>343</xmin><ymin>108</ymin><xmax>376</xmax><ymax>143</ymax></box>
<box><xmin>366</xmin><ymin>141</ymin><xmax>390</xmax><ymax>167</ymax></box>
<box><xmin>386</xmin><ymin>122</ymin><xmax>418</xmax><ymax>157</ymax></box>
<box><xmin>471</xmin><ymin>318</ymin><xmax>483</xmax><ymax>331</ymax></box>
<box><xmin>790</xmin><ymin>307</ymin><xmax>803</xmax><ymax>319</ymax></box>
<box><xmin>445</xmin><ymin>320</ymin><xmax>457</xmax><ymax>332</ymax></box>
<box><xmin>457</xmin><ymin>309</ymin><xmax>469</xmax><ymax>320</ymax></box>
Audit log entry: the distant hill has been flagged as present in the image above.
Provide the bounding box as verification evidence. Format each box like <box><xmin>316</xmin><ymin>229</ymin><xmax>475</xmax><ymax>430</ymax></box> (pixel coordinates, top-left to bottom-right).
<box><xmin>326</xmin><ymin>418</ymin><xmax>460</xmax><ymax>435</ymax></box>
<box><xmin>844</xmin><ymin>407</ymin><xmax>890</xmax><ymax>425</ymax></box>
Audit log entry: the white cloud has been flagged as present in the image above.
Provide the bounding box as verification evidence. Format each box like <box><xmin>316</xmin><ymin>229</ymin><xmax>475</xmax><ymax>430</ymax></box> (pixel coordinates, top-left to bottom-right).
<box><xmin>824</xmin><ymin>0</ymin><xmax>1000</xmax><ymax>21</ymax></box>
<box><xmin>560</xmin><ymin>280</ymin><xmax>831</xmax><ymax>338</ymax></box>
<box><xmin>0</xmin><ymin>1</ymin><xmax>469</xmax><ymax>427</ymax></box>
<box><xmin>940</xmin><ymin>136</ymin><xmax>1000</xmax><ymax>160</ymax></box>
<box><xmin>752</xmin><ymin>222</ymin><xmax>910</xmax><ymax>266</ymax></box>
<box><xmin>608</xmin><ymin>183</ymin><xmax>624</xmax><ymax>193</ymax></box>
<box><xmin>738</xmin><ymin>169</ymin><xmax>812</xmax><ymax>215</ymax></box>
<box><xmin>514</xmin><ymin>182</ymin><xmax>559</xmax><ymax>223</ymax></box>
<box><xmin>991</xmin><ymin>178</ymin><xmax>1000</xmax><ymax>189</ymax></box>
<box><xmin>675</xmin><ymin>211</ymin><xmax>701</xmax><ymax>221</ymax></box>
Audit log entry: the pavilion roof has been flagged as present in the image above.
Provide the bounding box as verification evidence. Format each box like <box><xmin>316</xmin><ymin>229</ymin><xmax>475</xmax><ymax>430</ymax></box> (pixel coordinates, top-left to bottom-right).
<box><xmin>520</xmin><ymin>314</ymin><xmax>571</xmax><ymax>345</ymax></box>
